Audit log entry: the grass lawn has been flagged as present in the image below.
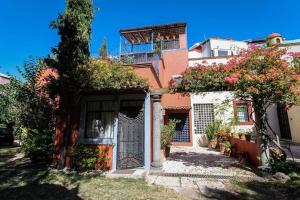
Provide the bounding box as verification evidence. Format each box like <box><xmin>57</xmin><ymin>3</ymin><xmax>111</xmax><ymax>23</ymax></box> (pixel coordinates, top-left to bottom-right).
<box><xmin>1</xmin><ymin>145</ymin><xmax>300</xmax><ymax>200</ymax></box>
<box><xmin>0</xmin><ymin>145</ymin><xmax>182</xmax><ymax>200</ymax></box>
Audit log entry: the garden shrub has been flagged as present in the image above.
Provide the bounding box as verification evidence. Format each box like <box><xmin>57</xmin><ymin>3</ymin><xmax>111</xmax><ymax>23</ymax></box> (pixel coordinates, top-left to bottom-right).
<box><xmin>21</xmin><ymin>128</ymin><xmax>54</xmax><ymax>162</ymax></box>
<box><xmin>73</xmin><ymin>145</ymin><xmax>110</xmax><ymax>171</ymax></box>
<box><xmin>161</xmin><ymin>119</ymin><xmax>180</xmax><ymax>148</ymax></box>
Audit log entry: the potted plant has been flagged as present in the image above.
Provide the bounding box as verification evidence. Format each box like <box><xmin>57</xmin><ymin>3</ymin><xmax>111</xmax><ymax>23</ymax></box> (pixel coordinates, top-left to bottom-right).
<box><xmin>161</xmin><ymin>119</ymin><xmax>179</xmax><ymax>158</ymax></box>
<box><xmin>217</xmin><ymin>126</ymin><xmax>230</xmax><ymax>153</ymax></box>
<box><xmin>245</xmin><ymin>132</ymin><xmax>251</xmax><ymax>142</ymax></box>
<box><xmin>205</xmin><ymin>120</ymin><xmax>221</xmax><ymax>149</ymax></box>
<box><xmin>238</xmin><ymin>132</ymin><xmax>246</xmax><ymax>140</ymax></box>
<box><xmin>223</xmin><ymin>141</ymin><xmax>232</xmax><ymax>157</ymax></box>
<box><xmin>232</xmin><ymin>132</ymin><xmax>239</xmax><ymax>139</ymax></box>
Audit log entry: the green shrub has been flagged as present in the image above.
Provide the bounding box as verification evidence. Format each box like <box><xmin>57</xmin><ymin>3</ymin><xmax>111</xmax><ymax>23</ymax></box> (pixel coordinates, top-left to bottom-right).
<box><xmin>161</xmin><ymin>119</ymin><xmax>180</xmax><ymax>148</ymax></box>
<box><xmin>270</xmin><ymin>156</ymin><xmax>300</xmax><ymax>174</ymax></box>
<box><xmin>21</xmin><ymin>127</ymin><xmax>54</xmax><ymax>162</ymax></box>
<box><xmin>223</xmin><ymin>141</ymin><xmax>232</xmax><ymax>149</ymax></box>
<box><xmin>73</xmin><ymin>145</ymin><xmax>110</xmax><ymax>171</ymax></box>
<box><xmin>205</xmin><ymin>120</ymin><xmax>222</xmax><ymax>141</ymax></box>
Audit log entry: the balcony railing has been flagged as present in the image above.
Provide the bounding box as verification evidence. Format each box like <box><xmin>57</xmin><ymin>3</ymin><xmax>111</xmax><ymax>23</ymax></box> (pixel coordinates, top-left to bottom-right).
<box><xmin>120</xmin><ymin>52</ymin><xmax>161</xmax><ymax>64</ymax></box>
<box><xmin>161</xmin><ymin>39</ymin><xmax>180</xmax><ymax>50</ymax></box>
<box><xmin>120</xmin><ymin>39</ymin><xmax>180</xmax><ymax>64</ymax></box>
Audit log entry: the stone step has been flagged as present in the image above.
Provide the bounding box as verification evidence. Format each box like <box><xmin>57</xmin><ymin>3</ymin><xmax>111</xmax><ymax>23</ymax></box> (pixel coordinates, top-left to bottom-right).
<box><xmin>149</xmin><ymin>171</ymin><xmax>260</xmax><ymax>181</ymax></box>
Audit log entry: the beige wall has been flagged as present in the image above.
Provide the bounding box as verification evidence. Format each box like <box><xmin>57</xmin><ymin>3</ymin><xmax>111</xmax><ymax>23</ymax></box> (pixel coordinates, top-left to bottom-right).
<box><xmin>288</xmin><ymin>106</ymin><xmax>300</xmax><ymax>143</ymax></box>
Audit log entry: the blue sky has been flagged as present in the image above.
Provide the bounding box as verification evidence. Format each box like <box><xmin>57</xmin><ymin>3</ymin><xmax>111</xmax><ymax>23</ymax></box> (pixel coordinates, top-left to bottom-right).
<box><xmin>1</xmin><ymin>0</ymin><xmax>300</xmax><ymax>77</ymax></box>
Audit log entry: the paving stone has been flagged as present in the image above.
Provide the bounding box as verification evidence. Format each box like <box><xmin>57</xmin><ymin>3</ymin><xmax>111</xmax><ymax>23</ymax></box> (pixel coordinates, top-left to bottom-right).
<box><xmin>146</xmin><ymin>175</ymin><xmax>158</xmax><ymax>185</ymax></box>
<box><xmin>172</xmin><ymin>187</ymin><xmax>199</xmax><ymax>200</ymax></box>
<box><xmin>196</xmin><ymin>180</ymin><xmax>226</xmax><ymax>198</ymax></box>
<box><xmin>154</xmin><ymin>176</ymin><xmax>181</xmax><ymax>187</ymax></box>
<box><xmin>180</xmin><ymin>177</ymin><xmax>198</xmax><ymax>188</ymax></box>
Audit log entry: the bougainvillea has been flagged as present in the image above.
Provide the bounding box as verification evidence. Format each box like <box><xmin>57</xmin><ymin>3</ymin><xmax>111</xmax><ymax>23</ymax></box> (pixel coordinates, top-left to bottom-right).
<box><xmin>171</xmin><ymin>46</ymin><xmax>300</xmax><ymax>167</ymax></box>
<box><xmin>172</xmin><ymin>47</ymin><xmax>300</xmax><ymax>106</ymax></box>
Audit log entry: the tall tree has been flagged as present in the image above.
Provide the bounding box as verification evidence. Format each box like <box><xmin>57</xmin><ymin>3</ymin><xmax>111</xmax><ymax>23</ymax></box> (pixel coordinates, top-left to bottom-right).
<box><xmin>99</xmin><ymin>36</ymin><xmax>108</xmax><ymax>59</ymax></box>
<box><xmin>48</xmin><ymin>0</ymin><xmax>94</xmax><ymax>168</ymax></box>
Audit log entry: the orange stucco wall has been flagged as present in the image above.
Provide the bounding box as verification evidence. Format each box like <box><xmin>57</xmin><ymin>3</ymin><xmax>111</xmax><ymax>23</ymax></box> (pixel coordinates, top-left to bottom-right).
<box><xmin>229</xmin><ymin>137</ymin><xmax>259</xmax><ymax>167</ymax></box>
<box><xmin>133</xmin><ymin>66</ymin><xmax>161</xmax><ymax>90</ymax></box>
<box><xmin>96</xmin><ymin>145</ymin><xmax>113</xmax><ymax>170</ymax></box>
<box><xmin>160</xmin><ymin>49</ymin><xmax>189</xmax><ymax>87</ymax></box>
<box><xmin>161</xmin><ymin>93</ymin><xmax>191</xmax><ymax>108</ymax></box>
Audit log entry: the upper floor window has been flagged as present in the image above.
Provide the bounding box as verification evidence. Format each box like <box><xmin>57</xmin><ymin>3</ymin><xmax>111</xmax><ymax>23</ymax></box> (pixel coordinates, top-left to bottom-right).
<box><xmin>233</xmin><ymin>100</ymin><xmax>253</xmax><ymax>125</ymax></box>
<box><xmin>218</xmin><ymin>50</ymin><xmax>229</xmax><ymax>57</ymax></box>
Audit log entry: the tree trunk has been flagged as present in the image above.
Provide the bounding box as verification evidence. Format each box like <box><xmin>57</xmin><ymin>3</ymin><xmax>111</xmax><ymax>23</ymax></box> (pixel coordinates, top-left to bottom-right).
<box><xmin>54</xmin><ymin>90</ymin><xmax>79</xmax><ymax>169</ymax></box>
<box><xmin>253</xmin><ymin>99</ymin><xmax>270</xmax><ymax>167</ymax></box>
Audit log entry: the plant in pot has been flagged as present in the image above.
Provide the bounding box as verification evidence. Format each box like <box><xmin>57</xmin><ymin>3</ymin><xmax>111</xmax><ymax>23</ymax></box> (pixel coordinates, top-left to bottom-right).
<box><xmin>205</xmin><ymin>120</ymin><xmax>221</xmax><ymax>149</ymax></box>
<box><xmin>217</xmin><ymin>126</ymin><xmax>230</xmax><ymax>153</ymax></box>
<box><xmin>232</xmin><ymin>132</ymin><xmax>239</xmax><ymax>139</ymax></box>
<box><xmin>245</xmin><ymin>132</ymin><xmax>251</xmax><ymax>142</ymax></box>
<box><xmin>238</xmin><ymin>132</ymin><xmax>246</xmax><ymax>140</ymax></box>
<box><xmin>161</xmin><ymin>119</ymin><xmax>179</xmax><ymax>158</ymax></box>
<box><xmin>223</xmin><ymin>141</ymin><xmax>232</xmax><ymax>157</ymax></box>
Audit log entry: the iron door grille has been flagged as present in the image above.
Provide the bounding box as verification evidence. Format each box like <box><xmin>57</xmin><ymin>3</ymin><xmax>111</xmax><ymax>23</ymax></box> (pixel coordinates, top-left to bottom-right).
<box><xmin>193</xmin><ymin>104</ymin><xmax>214</xmax><ymax>134</ymax></box>
<box><xmin>117</xmin><ymin>100</ymin><xmax>145</xmax><ymax>169</ymax></box>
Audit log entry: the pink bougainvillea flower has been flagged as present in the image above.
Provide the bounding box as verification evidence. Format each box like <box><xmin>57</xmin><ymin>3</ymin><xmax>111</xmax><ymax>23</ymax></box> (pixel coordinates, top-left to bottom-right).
<box><xmin>224</xmin><ymin>76</ymin><xmax>239</xmax><ymax>84</ymax></box>
<box><xmin>249</xmin><ymin>45</ymin><xmax>260</xmax><ymax>49</ymax></box>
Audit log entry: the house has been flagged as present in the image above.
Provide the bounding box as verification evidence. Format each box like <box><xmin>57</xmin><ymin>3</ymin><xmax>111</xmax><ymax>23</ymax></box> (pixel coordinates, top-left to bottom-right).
<box><xmin>188</xmin><ymin>33</ymin><xmax>300</xmax><ymax>145</ymax></box>
<box><xmin>0</xmin><ymin>73</ymin><xmax>10</xmax><ymax>85</ymax></box>
<box><xmin>54</xmin><ymin>22</ymin><xmax>191</xmax><ymax>170</ymax></box>
<box><xmin>188</xmin><ymin>38</ymin><xmax>254</xmax><ymax>147</ymax></box>
<box><xmin>54</xmin><ymin>23</ymin><xmax>300</xmax><ymax>171</ymax></box>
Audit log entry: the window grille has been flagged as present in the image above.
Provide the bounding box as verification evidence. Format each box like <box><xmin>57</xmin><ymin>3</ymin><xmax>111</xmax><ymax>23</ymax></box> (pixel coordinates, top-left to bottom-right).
<box><xmin>193</xmin><ymin>104</ymin><xmax>214</xmax><ymax>134</ymax></box>
<box><xmin>169</xmin><ymin>113</ymin><xmax>190</xmax><ymax>143</ymax></box>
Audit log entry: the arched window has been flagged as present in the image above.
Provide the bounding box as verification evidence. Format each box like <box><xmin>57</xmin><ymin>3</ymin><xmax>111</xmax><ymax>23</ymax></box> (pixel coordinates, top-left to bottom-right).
<box><xmin>276</xmin><ymin>38</ymin><xmax>281</xmax><ymax>44</ymax></box>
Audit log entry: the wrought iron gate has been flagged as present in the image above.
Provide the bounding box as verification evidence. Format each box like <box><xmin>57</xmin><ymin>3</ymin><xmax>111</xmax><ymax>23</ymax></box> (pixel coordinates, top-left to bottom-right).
<box><xmin>117</xmin><ymin>100</ymin><xmax>144</xmax><ymax>169</ymax></box>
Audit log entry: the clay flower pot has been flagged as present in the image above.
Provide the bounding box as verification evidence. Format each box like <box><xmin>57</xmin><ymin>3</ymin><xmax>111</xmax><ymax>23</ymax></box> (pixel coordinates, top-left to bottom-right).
<box><xmin>232</xmin><ymin>132</ymin><xmax>239</xmax><ymax>139</ymax></box>
<box><xmin>239</xmin><ymin>134</ymin><xmax>246</xmax><ymax>140</ymax></box>
<box><xmin>224</xmin><ymin>148</ymin><xmax>231</xmax><ymax>157</ymax></box>
<box><xmin>208</xmin><ymin>139</ymin><xmax>217</xmax><ymax>149</ymax></box>
<box><xmin>219</xmin><ymin>142</ymin><xmax>225</xmax><ymax>153</ymax></box>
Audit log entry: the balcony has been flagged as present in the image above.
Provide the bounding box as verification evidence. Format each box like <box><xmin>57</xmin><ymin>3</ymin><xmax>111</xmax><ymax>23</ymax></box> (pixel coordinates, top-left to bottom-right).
<box><xmin>120</xmin><ymin>39</ymin><xmax>180</xmax><ymax>64</ymax></box>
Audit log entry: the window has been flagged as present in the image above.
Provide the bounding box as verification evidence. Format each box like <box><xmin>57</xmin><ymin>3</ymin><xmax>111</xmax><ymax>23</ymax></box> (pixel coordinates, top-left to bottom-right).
<box><xmin>193</xmin><ymin>104</ymin><xmax>214</xmax><ymax>134</ymax></box>
<box><xmin>233</xmin><ymin>100</ymin><xmax>253</xmax><ymax>125</ymax></box>
<box><xmin>218</xmin><ymin>50</ymin><xmax>229</xmax><ymax>57</ymax></box>
<box><xmin>85</xmin><ymin>101</ymin><xmax>114</xmax><ymax>139</ymax></box>
<box><xmin>276</xmin><ymin>38</ymin><xmax>281</xmax><ymax>44</ymax></box>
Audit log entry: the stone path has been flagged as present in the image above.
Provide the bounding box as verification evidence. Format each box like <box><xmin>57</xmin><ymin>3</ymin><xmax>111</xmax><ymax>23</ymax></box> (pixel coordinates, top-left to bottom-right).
<box><xmin>146</xmin><ymin>175</ymin><xmax>231</xmax><ymax>200</ymax></box>
<box><xmin>162</xmin><ymin>146</ymin><xmax>257</xmax><ymax>177</ymax></box>
<box><xmin>146</xmin><ymin>146</ymin><xmax>260</xmax><ymax>199</ymax></box>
